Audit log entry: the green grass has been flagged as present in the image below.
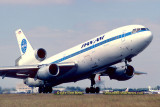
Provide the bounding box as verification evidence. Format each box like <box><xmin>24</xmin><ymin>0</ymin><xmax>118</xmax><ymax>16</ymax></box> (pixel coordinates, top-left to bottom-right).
<box><xmin>0</xmin><ymin>94</ymin><xmax>160</xmax><ymax>107</ymax></box>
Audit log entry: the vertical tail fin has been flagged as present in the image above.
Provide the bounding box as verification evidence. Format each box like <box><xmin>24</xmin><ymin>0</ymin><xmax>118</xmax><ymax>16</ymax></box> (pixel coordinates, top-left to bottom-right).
<box><xmin>148</xmin><ymin>86</ymin><xmax>151</xmax><ymax>91</ymax></box>
<box><xmin>15</xmin><ymin>29</ymin><xmax>34</xmax><ymax>55</ymax></box>
<box><xmin>125</xmin><ymin>88</ymin><xmax>129</xmax><ymax>92</ymax></box>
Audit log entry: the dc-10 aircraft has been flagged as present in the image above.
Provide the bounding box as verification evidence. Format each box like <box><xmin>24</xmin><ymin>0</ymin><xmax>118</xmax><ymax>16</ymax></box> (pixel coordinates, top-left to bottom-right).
<box><xmin>0</xmin><ymin>25</ymin><xmax>153</xmax><ymax>93</ymax></box>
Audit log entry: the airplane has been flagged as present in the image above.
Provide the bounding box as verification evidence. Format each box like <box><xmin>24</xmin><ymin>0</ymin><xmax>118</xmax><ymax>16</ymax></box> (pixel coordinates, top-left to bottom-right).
<box><xmin>124</xmin><ymin>88</ymin><xmax>129</xmax><ymax>92</ymax></box>
<box><xmin>148</xmin><ymin>86</ymin><xmax>160</xmax><ymax>94</ymax></box>
<box><xmin>0</xmin><ymin>25</ymin><xmax>153</xmax><ymax>93</ymax></box>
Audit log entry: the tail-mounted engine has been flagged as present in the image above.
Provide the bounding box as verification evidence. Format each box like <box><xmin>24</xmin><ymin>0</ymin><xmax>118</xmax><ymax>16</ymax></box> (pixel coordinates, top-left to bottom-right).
<box><xmin>16</xmin><ymin>48</ymin><xmax>47</xmax><ymax>66</ymax></box>
<box><xmin>35</xmin><ymin>48</ymin><xmax>47</xmax><ymax>61</ymax></box>
<box><xmin>106</xmin><ymin>65</ymin><xmax>134</xmax><ymax>81</ymax></box>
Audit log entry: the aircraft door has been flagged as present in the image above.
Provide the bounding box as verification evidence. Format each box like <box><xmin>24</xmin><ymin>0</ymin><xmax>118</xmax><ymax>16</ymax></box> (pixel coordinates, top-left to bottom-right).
<box><xmin>120</xmin><ymin>30</ymin><xmax>127</xmax><ymax>57</ymax></box>
<box><xmin>121</xmin><ymin>30</ymin><xmax>126</xmax><ymax>42</ymax></box>
<box><xmin>120</xmin><ymin>30</ymin><xmax>131</xmax><ymax>57</ymax></box>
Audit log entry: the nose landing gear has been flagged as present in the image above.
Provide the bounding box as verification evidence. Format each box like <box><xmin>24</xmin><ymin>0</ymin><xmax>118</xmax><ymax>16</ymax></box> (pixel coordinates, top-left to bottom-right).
<box><xmin>85</xmin><ymin>74</ymin><xmax>100</xmax><ymax>93</ymax></box>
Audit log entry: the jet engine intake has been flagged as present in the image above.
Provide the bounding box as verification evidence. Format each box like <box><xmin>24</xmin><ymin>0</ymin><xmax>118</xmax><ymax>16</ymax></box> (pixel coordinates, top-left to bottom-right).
<box><xmin>108</xmin><ymin>65</ymin><xmax>134</xmax><ymax>81</ymax></box>
<box><xmin>37</xmin><ymin>64</ymin><xmax>59</xmax><ymax>80</ymax></box>
<box><xmin>35</xmin><ymin>48</ymin><xmax>47</xmax><ymax>61</ymax></box>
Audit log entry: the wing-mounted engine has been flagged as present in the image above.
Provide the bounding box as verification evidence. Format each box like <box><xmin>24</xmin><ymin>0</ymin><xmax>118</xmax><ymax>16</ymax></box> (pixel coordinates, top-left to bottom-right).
<box><xmin>24</xmin><ymin>78</ymin><xmax>44</xmax><ymax>87</ymax></box>
<box><xmin>16</xmin><ymin>48</ymin><xmax>47</xmax><ymax>66</ymax></box>
<box><xmin>37</xmin><ymin>63</ymin><xmax>76</xmax><ymax>80</ymax></box>
<box><xmin>37</xmin><ymin>64</ymin><xmax>59</xmax><ymax>80</ymax></box>
<box><xmin>102</xmin><ymin>65</ymin><xmax>134</xmax><ymax>81</ymax></box>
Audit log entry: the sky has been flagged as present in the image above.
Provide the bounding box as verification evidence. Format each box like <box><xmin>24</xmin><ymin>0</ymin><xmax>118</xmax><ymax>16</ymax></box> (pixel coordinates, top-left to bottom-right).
<box><xmin>0</xmin><ymin>0</ymin><xmax>159</xmax><ymax>89</ymax></box>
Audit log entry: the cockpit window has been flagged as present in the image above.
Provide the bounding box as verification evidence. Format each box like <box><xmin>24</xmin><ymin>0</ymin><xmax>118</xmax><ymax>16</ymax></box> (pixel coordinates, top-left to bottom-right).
<box><xmin>132</xmin><ymin>29</ymin><xmax>137</xmax><ymax>33</ymax></box>
<box><xmin>137</xmin><ymin>28</ymin><xmax>141</xmax><ymax>32</ymax></box>
<box><xmin>141</xmin><ymin>28</ymin><xmax>146</xmax><ymax>30</ymax></box>
<box><xmin>132</xmin><ymin>28</ymin><xmax>149</xmax><ymax>34</ymax></box>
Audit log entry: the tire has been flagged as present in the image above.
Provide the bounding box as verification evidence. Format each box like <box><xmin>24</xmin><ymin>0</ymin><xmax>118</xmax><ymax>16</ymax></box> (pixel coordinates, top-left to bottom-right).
<box><xmin>49</xmin><ymin>87</ymin><xmax>52</xmax><ymax>93</ymax></box>
<box><xmin>43</xmin><ymin>87</ymin><xmax>48</xmax><ymax>93</ymax></box>
<box><xmin>90</xmin><ymin>87</ymin><xmax>95</xmax><ymax>93</ymax></box>
<box><xmin>38</xmin><ymin>87</ymin><xmax>42</xmax><ymax>93</ymax></box>
<box><xmin>85</xmin><ymin>87</ymin><xmax>90</xmax><ymax>93</ymax></box>
<box><xmin>95</xmin><ymin>87</ymin><xmax>100</xmax><ymax>93</ymax></box>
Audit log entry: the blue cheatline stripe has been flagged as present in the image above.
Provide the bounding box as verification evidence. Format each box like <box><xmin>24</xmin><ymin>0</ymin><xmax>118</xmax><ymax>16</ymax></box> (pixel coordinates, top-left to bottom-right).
<box><xmin>51</xmin><ymin>29</ymin><xmax>149</xmax><ymax>64</ymax></box>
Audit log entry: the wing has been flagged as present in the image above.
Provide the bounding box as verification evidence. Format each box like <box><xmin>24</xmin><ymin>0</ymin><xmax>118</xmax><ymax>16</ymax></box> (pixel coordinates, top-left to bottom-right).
<box><xmin>94</xmin><ymin>66</ymin><xmax>147</xmax><ymax>76</ymax></box>
<box><xmin>0</xmin><ymin>62</ymin><xmax>76</xmax><ymax>79</ymax></box>
<box><xmin>0</xmin><ymin>65</ymin><xmax>39</xmax><ymax>79</ymax></box>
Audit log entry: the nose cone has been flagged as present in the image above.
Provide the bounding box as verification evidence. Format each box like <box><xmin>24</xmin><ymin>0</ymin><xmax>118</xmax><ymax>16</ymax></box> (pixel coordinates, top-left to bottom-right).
<box><xmin>145</xmin><ymin>31</ymin><xmax>153</xmax><ymax>44</ymax></box>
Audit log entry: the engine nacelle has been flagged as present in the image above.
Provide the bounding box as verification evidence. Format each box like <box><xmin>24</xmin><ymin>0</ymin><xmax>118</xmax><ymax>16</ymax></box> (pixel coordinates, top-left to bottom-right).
<box><xmin>24</xmin><ymin>78</ymin><xmax>44</xmax><ymax>87</ymax></box>
<box><xmin>108</xmin><ymin>65</ymin><xmax>134</xmax><ymax>81</ymax></box>
<box><xmin>35</xmin><ymin>48</ymin><xmax>47</xmax><ymax>61</ymax></box>
<box><xmin>37</xmin><ymin>64</ymin><xmax>59</xmax><ymax>80</ymax></box>
<box><xmin>16</xmin><ymin>48</ymin><xmax>47</xmax><ymax>66</ymax></box>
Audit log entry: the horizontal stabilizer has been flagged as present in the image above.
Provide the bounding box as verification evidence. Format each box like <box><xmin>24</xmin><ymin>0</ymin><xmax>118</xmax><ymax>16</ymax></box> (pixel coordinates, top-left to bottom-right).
<box><xmin>134</xmin><ymin>71</ymin><xmax>147</xmax><ymax>75</ymax></box>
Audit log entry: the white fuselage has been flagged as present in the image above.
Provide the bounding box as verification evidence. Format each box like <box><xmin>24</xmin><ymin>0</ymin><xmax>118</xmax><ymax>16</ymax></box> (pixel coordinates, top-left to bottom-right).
<box><xmin>39</xmin><ymin>25</ymin><xmax>153</xmax><ymax>86</ymax></box>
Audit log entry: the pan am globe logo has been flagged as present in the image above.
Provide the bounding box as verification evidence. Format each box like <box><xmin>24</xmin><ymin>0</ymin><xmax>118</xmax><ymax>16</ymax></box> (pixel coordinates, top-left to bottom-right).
<box><xmin>21</xmin><ymin>39</ymin><xmax>27</xmax><ymax>54</ymax></box>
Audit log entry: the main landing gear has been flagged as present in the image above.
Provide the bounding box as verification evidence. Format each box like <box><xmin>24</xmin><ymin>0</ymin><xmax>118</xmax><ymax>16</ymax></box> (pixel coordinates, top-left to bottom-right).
<box><xmin>125</xmin><ymin>58</ymin><xmax>132</xmax><ymax>65</ymax></box>
<box><xmin>38</xmin><ymin>86</ymin><xmax>52</xmax><ymax>93</ymax></box>
<box><xmin>85</xmin><ymin>74</ymin><xmax>100</xmax><ymax>94</ymax></box>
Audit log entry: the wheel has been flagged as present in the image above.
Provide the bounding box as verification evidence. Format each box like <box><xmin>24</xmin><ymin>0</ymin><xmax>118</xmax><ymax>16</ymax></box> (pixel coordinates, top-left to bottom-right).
<box><xmin>44</xmin><ymin>87</ymin><xmax>49</xmax><ymax>93</ymax></box>
<box><xmin>49</xmin><ymin>87</ymin><xmax>52</xmax><ymax>93</ymax></box>
<box><xmin>90</xmin><ymin>87</ymin><xmax>95</xmax><ymax>93</ymax></box>
<box><xmin>85</xmin><ymin>87</ymin><xmax>90</xmax><ymax>93</ymax></box>
<box><xmin>38</xmin><ymin>87</ymin><xmax>42</xmax><ymax>93</ymax></box>
<box><xmin>42</xmin><ymin>87</ymin><xmax>52</xmax><ymax>93</ymax></box>
<box><xmin>95</xmin><ymin>87</ymin><xmax>100</xmax><ymax>93</ymax></box>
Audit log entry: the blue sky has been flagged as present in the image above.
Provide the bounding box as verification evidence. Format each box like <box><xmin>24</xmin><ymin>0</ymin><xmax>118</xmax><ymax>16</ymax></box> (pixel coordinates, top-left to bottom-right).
<box><xmin>0</xmin><ymin>0</ymin><xmax>159</xmax><ymax>88</ymax></box>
